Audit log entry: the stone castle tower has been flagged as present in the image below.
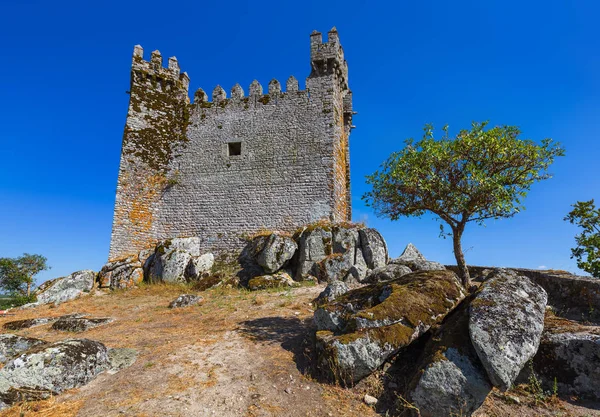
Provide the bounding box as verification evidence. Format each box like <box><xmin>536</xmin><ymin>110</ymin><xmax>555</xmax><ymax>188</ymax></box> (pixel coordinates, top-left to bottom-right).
<box><xmin>109</xmin><ymin>28</ymin><xmax>354</xmax><ymax>260</ymax></box>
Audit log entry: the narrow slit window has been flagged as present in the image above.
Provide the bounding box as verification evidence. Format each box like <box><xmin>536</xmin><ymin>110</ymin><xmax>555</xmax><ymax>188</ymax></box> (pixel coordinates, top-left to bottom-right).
<box><xmin>228</xmin><ymin>142</ymin><xmax>242</xmax><ymax>156</ymax></box>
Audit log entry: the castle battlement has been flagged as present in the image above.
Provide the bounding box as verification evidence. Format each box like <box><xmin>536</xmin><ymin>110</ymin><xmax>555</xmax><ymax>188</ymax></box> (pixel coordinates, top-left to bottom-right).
<box><xmin>109</xmin><ymin>29</ymin><xmax>354</xmax><ymax>260</ymax></box>
<box><xmin>189</xmin><ymin>77</ymin><xmax>309</xmax><ymax>109</ymax></box>
<box><xmin>131</xmin><ymin>45</ymin><xmax>190</xmax><ymax>95</ymax></box>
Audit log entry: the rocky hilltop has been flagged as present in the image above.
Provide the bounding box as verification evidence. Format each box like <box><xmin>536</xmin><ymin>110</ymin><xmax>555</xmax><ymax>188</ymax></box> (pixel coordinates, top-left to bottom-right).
<box><xmin>0</xmin><ymin>223</ymin><xmax>598</xmax><ymax>416</ymax></box>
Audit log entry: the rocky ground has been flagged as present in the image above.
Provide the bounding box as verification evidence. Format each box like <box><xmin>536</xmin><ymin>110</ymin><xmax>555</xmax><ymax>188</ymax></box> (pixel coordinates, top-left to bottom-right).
<box><xmin>0</xmin><ymin>282</ymin><xmax>598</xmax><ymax>417</ymax></box>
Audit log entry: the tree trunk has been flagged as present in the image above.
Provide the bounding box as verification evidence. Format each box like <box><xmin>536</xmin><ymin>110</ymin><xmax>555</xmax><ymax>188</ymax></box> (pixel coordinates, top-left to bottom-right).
<box><xmin>27</xmin><ymin>281</ymin><xmax>31</xmax><ymax>297</ymax></box>
<box><xmin>452</xmin><ymin>227</ymin><xmax>471</xmax><ymax>288</ymax></box>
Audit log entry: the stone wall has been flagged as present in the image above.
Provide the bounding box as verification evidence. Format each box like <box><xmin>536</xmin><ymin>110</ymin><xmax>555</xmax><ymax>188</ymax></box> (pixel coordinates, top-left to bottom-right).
<box><xmin>109</xmin><ymin>28</ymin><xmax>353</xmax><ymax>260</ymax></box>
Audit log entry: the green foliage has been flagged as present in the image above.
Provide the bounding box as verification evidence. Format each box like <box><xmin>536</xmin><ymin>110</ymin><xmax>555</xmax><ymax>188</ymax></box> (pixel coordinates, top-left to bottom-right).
<box><xmin>564</xmin><ymin>199</ymin><xmax>600</xmax><ymax>278</ymax></box>
<box><xmin>10</xmin><ymin>293</ymin><xmax>38</xmax><ymax>307</ymax></box>
<box><xmin>0</xmin><ymin>253</ymin><xmax>49</xmax><ymax>297</ymax></box>
<box><xmin>363</xmin><ymin>121</ymin><xmax>564</xmax><ymax>286</ymax></box>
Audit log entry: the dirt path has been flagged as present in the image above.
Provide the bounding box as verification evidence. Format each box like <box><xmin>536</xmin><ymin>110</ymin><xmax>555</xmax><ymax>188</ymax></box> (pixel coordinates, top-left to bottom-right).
<box><xmin>0</xmin><ymin>284</ymin><xmax>376</xmax><ymax>417</ymax></box>
<box><xmin>1</xmin><ymin>284</ymin><xmax>599</xmax><ymax>416</ymax></box>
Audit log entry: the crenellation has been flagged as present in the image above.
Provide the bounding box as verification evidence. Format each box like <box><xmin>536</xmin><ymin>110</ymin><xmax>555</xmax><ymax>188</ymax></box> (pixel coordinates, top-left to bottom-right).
<box><xmin>212</xmin><ymin>85</ymin><xmax>226</xmax><ymax>103</ymax></box>
<box><xmin>231</xmin><ymin>83</ymin><xmax>244</xmax><ymax>99</ymax></box>
<box><xmin>286</xmin><ymin>76</ymin><xmax>299</xmax><ymax>93</ymax></box>
<box><xmin>249</xmin><ymin>79</ymin><xmax>263</xmax><ymax>96</ymax></box>
<box><xmin>268</xmin><ymin>79</ymin><xmax>281</xmax><ymax>94</ymax></box>
<box><xmin>168</xmin><ymin>56</ymin><xmax>180</xmax><ymax>73</ymax></box>
<box><xmin>109</xmin><ymin>30</ymin><xmax>353</xmax><ymax>259</ymax></box>
<box><xmin>133</xmin><ymin>44</ymin><xmax>143</xmax><ymax>60</ymax></box>
<box><xmin>194</xmin><ymin>88</ymin><xmax>208</xmax><ymax>103</ymax></box>
<box><xmin>327</xmin><ymin>26</ymin><xmax>339</xmax><ymax>45</ymax></box>
<box><xmin>179</xmin><ymin>72</ymin><xmax>190</xmax><ymax>93</ymax></box>
<box><xmin>150</xmin><ymin>50</ymin><xmax>162</xmax><ymax>68</ymax></box>
<box><xmin>310</xmin><ymin>30</ymin><xmax>323</xmax><ymax>56</ymax></box>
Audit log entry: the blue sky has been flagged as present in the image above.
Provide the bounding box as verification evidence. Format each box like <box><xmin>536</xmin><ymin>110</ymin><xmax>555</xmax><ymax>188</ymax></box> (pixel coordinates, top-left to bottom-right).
<box><xmin>1</xmin><ymin>0</ymin><xmax>598</xmax><ymax>283</ymax></box>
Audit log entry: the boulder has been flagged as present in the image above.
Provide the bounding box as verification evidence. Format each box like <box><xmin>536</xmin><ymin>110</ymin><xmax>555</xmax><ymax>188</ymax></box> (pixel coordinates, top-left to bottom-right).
<box><xmin>0</xmin><ymin>335</ymin><xmax>46</xmax><ymax>364</ymax></box>
<box><xmin>404</xmin><ymin>259</ymin><xmax>446</xmax><ymax>272</ymax></box>
<box><xmin>469</xmin><ymin>269</ymin><xmax>547</xmax><ymax>391</ymax></box>
<box><xmin>358</xmin><ymin>228</ymin><xmax>388</xmax><ymax>269</ymax></box>
<box><xmin>364</xmin><ymin>264</ymin><xmax>412</xmax><ymax>283</ymax></box>
<box><xmin>185</xmin><ymin>253</ymin><xmax>215</xmax><ymax>279</ymax></box>
<box><xmin>168</xmin><ymin>294</ymin><xmax>203</xmax><ymax>308</ymax></box>
<box><xmin>294</xmin><ymin>226</ymin><xmax>333</xmax><ymax>279</ymax></box>
<box><xmin>158</xmin><ymin>237</ymin><xmax>201</xmax><ymax>257</ymax></box>
<box><xmin>254</xmin><ymin>234</ymin><xmax>297</xmax><ymax>273</ymax></box>
<box><xmin>407</xmin><ymin>301</ymin><xmax>492</xmax><ymax>417</ymax></box>
<box><xmin>98</xmin><ymin>255</ymin><xmax>143</xmax><ymax>289</ymax></box>
<box><xmin>390</xmin><ymin>244</ymin><xmax>445</xmax><ymax>272</ymax></box>
<box><xmin>34</xmin><ymin>270</ymin><xmax>96</xmax><ymax>305</ymax></box>
<box><xmin>3</xmin><ymin>317</ymin><xmax>55</xmax><ymax>331</ymax></box>
<box><xmin>392</xmin><ymin>243</ymin><xmax>425</xmax><ymax>264</ymax></box>
<box><xmin>347</xmin><ymin>249</ymin><xmax>369</xmax><ymax>283</ymax></box>
<box><xmin>51</xmin><ymin>317</ymin><xmax>114</xmax><ymax>332</ymax></box>
<box><xmin>521</xmin><ymin>315</ymin><xmax>600</xmax><ymax>400</ymax></box>
<box><xmin>146</xmin><ymin>237</ymin><xmax>212</xmax><ymax>283</ymax></box>
<box><xmin>332</xmin><ymin>227</ymin><xmax>360</xmax><ymax>256</ymax></box>
<box><xmin>314</xmin><ymin>270</ymin><xmax>466</xmax><ymax>384</ymax></box>
<box><xmin>317</xmin><ymin>254</ymin><xmax>354</xmax><ymax>283</ymax></box>
<box><xmin>315</xmin><ymin>281</ymin><xmax>350</xmax><ymax>306</ymax></box>
<box><xmin>247</xmin><ymin>272</ymin><xmax>298</xmax><ymax>291</ymax></box>
<box><xmin>0</xmin><ymin>339</ymin><xmax>109</xmax><ymax>406</ymax></box>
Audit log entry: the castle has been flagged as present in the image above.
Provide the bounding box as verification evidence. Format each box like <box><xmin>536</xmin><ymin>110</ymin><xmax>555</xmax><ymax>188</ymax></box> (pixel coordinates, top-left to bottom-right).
<box><xmin>109</xmin><ymin>28</ymin><xmax>354</xmax><ymax>260</ymax></box>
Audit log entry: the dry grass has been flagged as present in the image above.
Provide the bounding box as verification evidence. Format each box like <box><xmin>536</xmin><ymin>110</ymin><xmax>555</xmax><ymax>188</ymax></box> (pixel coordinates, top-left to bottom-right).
<box><xmin>0</xmin><ymin>282</ymin><xmax>377</xmax><ymax>416</ymax></box>
<box><xmin>0</xmin><ymin>397</ymin><xmax>83</xmax><ymax>417</ymax></box>
<box><xmin>1</xmin><ymin>282</ymin><xmax>596</xmax><ymax>416</ymax></box>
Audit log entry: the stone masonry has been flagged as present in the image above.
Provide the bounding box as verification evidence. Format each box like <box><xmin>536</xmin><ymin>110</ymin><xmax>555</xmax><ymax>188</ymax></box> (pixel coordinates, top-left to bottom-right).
<box><xmin>109</xmin><ymin>28</ymin><xmax>354</xmax><ymax>260</ymax></box>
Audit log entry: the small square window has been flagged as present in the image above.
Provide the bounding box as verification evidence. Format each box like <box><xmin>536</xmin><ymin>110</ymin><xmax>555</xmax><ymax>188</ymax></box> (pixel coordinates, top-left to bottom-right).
<box><xmin>228</xmin><ymin>142</ymin><xmax>242</xmax><ymax>156</ymax></box>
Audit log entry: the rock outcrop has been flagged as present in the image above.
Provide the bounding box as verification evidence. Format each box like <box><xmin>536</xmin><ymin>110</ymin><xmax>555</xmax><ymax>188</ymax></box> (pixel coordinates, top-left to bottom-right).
<box><xmin>317</xmin><ymin>254</ymin><xmax>355</xmax><ymax>283</ymax></box>
<box><xmin>168</xmin><ymin>294</ymin><xmax>203</xmax><ymax>308</ymax></box>
<box><xmin>0</xmin><ymin>335</ymin><xmax>46</xmax><ymax>364</ymax></box>
<box><xmin>314</xmin><ymin>270</ymin><xmax>466</xmax><ymax>384</ymax></box>
<box><xmin>51</xmin><ymin>317</ymin><xmax>114</xmax><ymax>332</ymax></box>
<box><xmin>522</xmin><ymin>315</ymin><xmax>600</xmax><ymax>400</ymax></box>
<box><xmin>0</xmin><ymin>339</ymin><xmax>110</xmax><ymax>406</ymax></box>
<box><xmin>33</xmin><ymin>270</ymin><xmax>96</xmax><ymax>305</ymax></box>
<box><xmin>358</xmin><ymin>228</ymin><xmax>388</xmax><ymax>269</ymax></box>
<box><xmin>247</xmin><ymin>272</ymin><xmax>298</xmax><ymax>291</ymax></box>
<box><xmin>294</xmin><ymin>226</ymin><xmax>333</xmax><ymax>279</ymax></box>
<box><xmin>364</xmin><ymin>264</ymin><xmax>412</xmax><ymax>283</ymax></box>
<box><xmin>3</xmin><ymin>317</ymin><xmax>55</xmax><ymax>331</ymax></box>
<box><xmin>98</xmin><ymin>255</ymin><xmax>143</xmax><ymax>289</ymax></box>
<box><xmin>408</xmin><ymin>301</ymin><xmax>492</xmax><ymax>417</ymax></box>
<box><xmin>390</xmin><ymin>243</ymin><xmax>445</xmax><ymax>272</ymax></box>
<box><xmin>146</xmin><ymin>237</ymin><xmax>213</xmax><ymax>283</ymax></box>
<box><xmin>293</xmin><ymin>224</ymin><xmax>388</xmax><ymax>284</ymax></box>
<box><xmin>253</xmin><ymin>234</ymin><xmax>297</xmax><ymax>273</ymax></box>
<box><xmin>315</xmin><ymin>281</ymin><xmax>349</xmax><ymax>305</ymax></box>
<box><xmin>469</xmin><ymin>269</ymin><xmax>547</xmax><ymax>391</ymax></box>
<box><xmin>392</xmin><ymin>243</ymin><xmax>425</xmax><ymax>264</ymax></box>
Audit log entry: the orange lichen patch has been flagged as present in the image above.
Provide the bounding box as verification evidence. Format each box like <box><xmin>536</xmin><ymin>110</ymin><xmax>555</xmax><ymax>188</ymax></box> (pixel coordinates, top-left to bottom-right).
<box><xmin>122</xmin><ymin>172</ymin><xmax>166</xmax><ymax>254</ymax></box>
<box><xmin>333</xmin><ymin>119</ymin><xmax>350</xmax><ymax>221</ymax></box>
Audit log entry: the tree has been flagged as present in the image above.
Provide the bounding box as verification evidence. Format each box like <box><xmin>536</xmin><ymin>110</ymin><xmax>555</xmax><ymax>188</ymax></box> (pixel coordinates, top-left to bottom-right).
<box><xmin>564</xmin><ymin>200</ymin><xmax>600</xmax><ymax>278</ymax></box>
<box><xmin>363</xmin><ymin>121</ymin><xmax>565</xmax><ymax>288</ymax></box>
<box><xmin>0</xmin><ymin>253</ymin><xmax>49</xmax><ymax>297</ymax></box>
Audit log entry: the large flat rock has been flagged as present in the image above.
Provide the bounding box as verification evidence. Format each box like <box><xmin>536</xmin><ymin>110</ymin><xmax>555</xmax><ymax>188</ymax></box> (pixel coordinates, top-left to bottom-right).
<box><xmin>314</xmin><ymin>270</ymin><xmax>465</xmax><ymax>384</ymax></box>
<box><xmin>0</xmin><ymin>338</ymin><xmax>109</xmax><ymax>407</ymax></box>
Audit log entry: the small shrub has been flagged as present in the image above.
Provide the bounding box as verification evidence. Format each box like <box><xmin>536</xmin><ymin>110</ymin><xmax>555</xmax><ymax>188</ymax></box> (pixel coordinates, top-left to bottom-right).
<box><xmin>11</xmin><ymin>293</ymin><xmax>37</xmax><ymax>307</ymax></box>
